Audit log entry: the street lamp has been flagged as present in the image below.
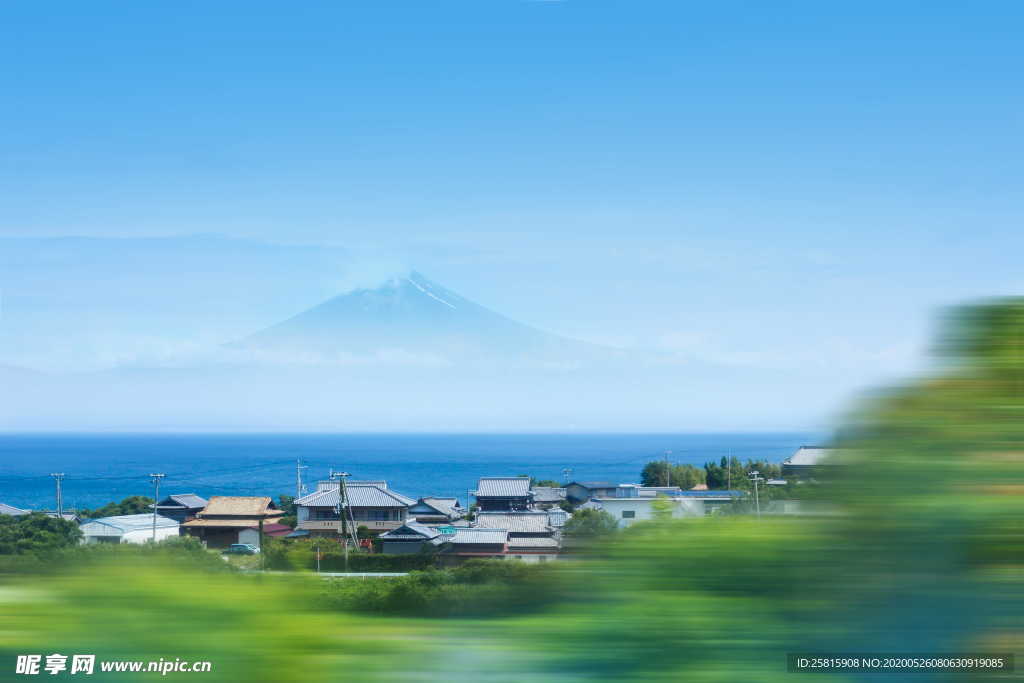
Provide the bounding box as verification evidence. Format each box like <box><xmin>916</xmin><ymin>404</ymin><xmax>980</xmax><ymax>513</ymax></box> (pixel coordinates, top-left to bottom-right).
<box><xmin>748</xmin><ymin>469</ymin><xmax>764</xmax><ymax>519</ymax></box>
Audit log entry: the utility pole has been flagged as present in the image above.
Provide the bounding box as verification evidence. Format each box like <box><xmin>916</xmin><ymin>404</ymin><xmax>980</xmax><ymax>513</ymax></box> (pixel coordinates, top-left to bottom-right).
<box><xmin>664</xmin><ymin>451</ymin><xmax>672</xmax><ymax>487</ymax></box>
<box><xmin>50</xmin><ymin>473</ymin><xmax>65</xmax><ymax>518</ymax></box>
<box><xmin>748</xmin><ymin>469</ymin><xmax>763</xmax><ymax>519</ymax></box>
<box><xmin>331</xmin><ymin>470</ymin><xmax>353</xmax><ymax>572</ymax></box>
<box><xmin>149</xmin><ymin>473</ymin><xmax>165</xmax><ymax>542</ymax></box>
<box><xmin>727</xmin><ymin>449</ymin><xmax>732</xmax><ymax>491</ymax></box>
<box><xmin>295</xmin><ymin>457</ymin><xmax>308</xmax><ymax>499</ymax></box>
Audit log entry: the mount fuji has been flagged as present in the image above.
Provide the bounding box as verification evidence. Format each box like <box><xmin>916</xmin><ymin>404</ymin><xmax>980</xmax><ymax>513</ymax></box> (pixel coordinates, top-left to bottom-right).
<box><xmin>236</xmin><ymin>271</ymin><xmax>608</xmax><ymax>365</ymax></box>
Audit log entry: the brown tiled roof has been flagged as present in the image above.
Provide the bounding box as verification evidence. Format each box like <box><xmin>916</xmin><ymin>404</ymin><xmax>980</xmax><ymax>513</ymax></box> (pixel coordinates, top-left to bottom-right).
<box><xmin>183</xmin><ymin>517</ymin><xmax>282</xmax><ymax>528</ymax></box>
<box><xmin>198</xmin><ymin>496</ymin><xmax>280</xmax><ymax>518</ymax></box>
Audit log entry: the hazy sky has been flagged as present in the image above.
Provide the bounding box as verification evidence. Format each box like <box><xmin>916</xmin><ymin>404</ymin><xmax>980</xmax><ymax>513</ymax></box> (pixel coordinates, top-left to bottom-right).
<box><xmin>2</xmin><ymin>1</ymin><xmax>1022</xmax><ymax>425</ymax></box>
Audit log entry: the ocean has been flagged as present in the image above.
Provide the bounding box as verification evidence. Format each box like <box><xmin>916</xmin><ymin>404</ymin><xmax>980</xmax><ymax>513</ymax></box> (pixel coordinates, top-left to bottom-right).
<box><xmin>0</xmin><ymin>432</ymin><xmax>817</xmax><ymax>511</ymax></box>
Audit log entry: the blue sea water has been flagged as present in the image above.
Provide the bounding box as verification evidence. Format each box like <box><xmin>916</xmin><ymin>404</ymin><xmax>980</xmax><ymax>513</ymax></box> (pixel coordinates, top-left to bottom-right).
<box><xmin>0</xmin><ymin>433</ymin><xmax>818</xmax><ymax>511</ymax></box>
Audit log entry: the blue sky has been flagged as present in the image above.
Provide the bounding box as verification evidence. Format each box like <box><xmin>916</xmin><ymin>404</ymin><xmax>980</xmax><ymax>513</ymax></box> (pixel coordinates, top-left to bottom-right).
<box><xmin>1</xmin><ymin>1</ymin><xmax>1022</xmax><ymax>426</ymax></box>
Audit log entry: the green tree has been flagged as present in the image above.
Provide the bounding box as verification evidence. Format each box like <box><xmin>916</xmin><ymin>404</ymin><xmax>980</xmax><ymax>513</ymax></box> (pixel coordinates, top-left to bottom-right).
<box><xmin>277</xmin><ymin>494</ymin><xmax>296</xmax><ymax>516</ymax></box>
<box><xmin>703</xmin><ymin>458</ymin><xmax>781</xmax><ymax>489</ymax></box>
<box><xmin>78</xmin><ymin>495</ymin><xmax>154</xmax><ymax>519</ymax></box>
<box><xmin>640</xmin><ymin>462</ymin><xmax>705</xmax><ymax>489</ymax></box>
<box><xmin>0</xmin><ymin>512</ymin><xmax>82</xmax><ymax>556</ymax></box>
<box><xmin>562</xmin><ymin>508</ymin><xmax>619</xmax><ymax>538</ymax></box>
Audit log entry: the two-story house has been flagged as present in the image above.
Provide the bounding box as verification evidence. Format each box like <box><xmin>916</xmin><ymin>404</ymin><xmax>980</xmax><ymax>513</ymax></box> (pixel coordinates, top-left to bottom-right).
<box><xmin>294</xmin><ymin>482</ymin><xmax>415</xmax><ymax>536</ymax></box>
<box><xmin>472</xmin><ymin>477</ymin><xmax>534</xmax><ymax>511</ymax></box>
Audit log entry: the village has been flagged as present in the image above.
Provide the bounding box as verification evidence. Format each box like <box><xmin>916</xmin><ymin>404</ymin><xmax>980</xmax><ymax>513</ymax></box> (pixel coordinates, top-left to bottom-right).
<box><xmin>0</xmin><ymin>446</ymin><xmax>828</xmax><ymax>567</ymax></box>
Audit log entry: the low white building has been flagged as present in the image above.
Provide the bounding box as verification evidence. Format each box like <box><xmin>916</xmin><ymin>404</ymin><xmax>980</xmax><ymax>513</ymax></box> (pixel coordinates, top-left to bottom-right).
<box><xmin>80</xmin><ymin>513</ymin><xmax>180</xmax><ymax>544</ymax></box>
<box><xmin>593</xmin><ymin>488</ymin><xmax>746</xmax><ymax>527</ymax></box>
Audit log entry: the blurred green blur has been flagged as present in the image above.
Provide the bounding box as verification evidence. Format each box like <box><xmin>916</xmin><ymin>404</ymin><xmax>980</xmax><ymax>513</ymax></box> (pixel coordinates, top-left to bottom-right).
<box><xmin>1</xmin><ymin>299</ymin><xmax>1021</xmax><ymax>680</ymax></box>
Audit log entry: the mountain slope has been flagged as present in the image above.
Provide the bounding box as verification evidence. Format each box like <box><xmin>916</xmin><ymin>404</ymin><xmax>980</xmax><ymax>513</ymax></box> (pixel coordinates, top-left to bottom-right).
<box><xmin>238</xmin><ymin>271</ymin><xmax>603</xmax><ymax>362</ymax></box>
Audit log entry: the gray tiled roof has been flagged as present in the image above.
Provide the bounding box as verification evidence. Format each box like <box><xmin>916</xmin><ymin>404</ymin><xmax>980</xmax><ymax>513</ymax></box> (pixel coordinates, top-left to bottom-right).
<box><xmin>154</xmin><ymin>493</ymin><xmax>207</xmax><ymax>510</ymax></box>
<box><xmin>379</xmin><ymin>520</ymin><xmax>440</xmax><ymax>541</ymax></box>
<box><xmin>295</xmin><ymin>485</ymin><xmax>415</xmax><ymax>508</ymax></box>
<box><xmin>315</xmin><ymin>479</ymin><xmax>388</xmax><ymax>492</ymax></box>
<box><xmin>474</xmin><ymin>512</ymin><xmax>552</xmax><ymax>533</ymax></box>
<box><xmin>448</xmin><ymin>528</ymin><xmax>509</xmax><ymax>544</ymax></box>
<box><xmin>410</xmin><ymin>497</ymin><xmax>461</xmax><ymax>518</ymax></box>
<box><xmin>474</xmin><ymin>477</ymin><xmax>531</xmax><ymax>498</ymax></box>
<box><xmin>531</xmin><ymin>487</ymin><xmax>567</xmax><ymax>503</ymax></box>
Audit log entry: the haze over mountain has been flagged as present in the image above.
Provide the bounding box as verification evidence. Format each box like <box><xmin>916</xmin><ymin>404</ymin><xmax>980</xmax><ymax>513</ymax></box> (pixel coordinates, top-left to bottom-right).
<box><xmin>0</xmin><ymin>263</ymin><xmax>835</xmax><ymax>431</ymax></box>
<box><xmin>0</xmin><ymin>236</ymin><xmax>883</xmax><ymax>431</ymax></box>
<box><xmin>236</xmin><ymin>271</ymin><xmax>609</xmax><ymax>367</ymax></box>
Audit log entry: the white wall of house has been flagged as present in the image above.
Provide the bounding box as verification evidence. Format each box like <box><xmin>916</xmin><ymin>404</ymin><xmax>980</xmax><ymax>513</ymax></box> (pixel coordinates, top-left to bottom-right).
<box><xmin>81</xmin><ymin>523</ymin><xmax>179</xmax><ymax>544</ymax></box>
<box><xmin>507</xmin><ymin>553</ymin><xmax>558</xmax><ymax>563</ymax></box>
<box><xmin>596</xmin><ymin>497</ymin><xmax>705</xmax><ymax>527</ymax></box>
<box><xmin>121</xmin><ymin>526</ymin><xmax>180</xmax><ymax>544</ymax></box>
<box><xmin>238</xmin><ymin>528</ymin><xmax>261</xmax><ymax>547</ymax></box>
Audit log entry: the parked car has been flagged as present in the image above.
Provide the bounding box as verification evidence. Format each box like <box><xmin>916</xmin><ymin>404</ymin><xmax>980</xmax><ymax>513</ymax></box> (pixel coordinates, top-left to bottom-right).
<box><xmin>223</xmin><ymin>543</ymin><xmax>260</xmax><ymax>555</ymax></box>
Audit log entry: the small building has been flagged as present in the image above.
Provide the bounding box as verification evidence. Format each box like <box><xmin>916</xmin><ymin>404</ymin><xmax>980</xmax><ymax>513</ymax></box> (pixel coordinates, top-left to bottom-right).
<box><xmin>473</xmin><ymin>477</ymin><xmax>533</xmax><ymax>511</ymax></box>
<box><xmin>294</xmin><ymin>483</ymin><xmax>415</xmax><ymax>536</ymax></box>
<box><xmin>593</xmin><ymin>490</ymin><xmax>746</xmax><ymax>527</ymax></box>
<box><xmin>474</xmin><ymin>511</ymin><xmax>560</xmax><ymax>563</ymax></box>
<box><xmin>507</xmin><ymin>536</ymin><xmax>559</xmax><ymax>562</ymax></box>
<box><xmin>260</xmin><ymin>522</ymin><xmax>294</xmax><ymax>538</ymax></box>
<box><xmin>782</xmin><ymin>446</ymin><xmax>836</xmax><ymax>478</ymax></box>
<box><xmin>408</xmin><ymin>497</ymin><xmax>464</xmax><ymax>523</ymax></box>
<box><xmin>151</xmin><ymin>494</ymin><xmax>208</xmax><ymax>523</ymax></box>
<box><xmin>80</xmin><ymin>513</ymin><xmax>180</xmax><ymax>544</ymax></box>
<box><xmin>182</xmin><ymin>496</ymin><xmax>284</xmax><ymax>549</ymax></box>
<box><xmin>564</xmin><ymin>481</ymin><xmax>620</xmax><ymax>504</ymax></box>
<box><xmin>379</xmin><ymin>520</ymin><xmax>448</xmax><ymax>554</ymax></box>
<box><xmin>438</xmin><ymin>528</ymin><xmax>509</xmax><ymax>565</ymax></box>
<box><xmin>531</xmin><ymin>487</ymin><xmax>567</xmax><ymax>510</ymax></box>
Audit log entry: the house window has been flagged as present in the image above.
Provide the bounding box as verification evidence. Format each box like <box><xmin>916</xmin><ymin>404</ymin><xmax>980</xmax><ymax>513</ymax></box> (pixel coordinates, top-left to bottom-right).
<box><xmin>622</xmin><ymin>510</ymin><xmax>636</xmax><ymax>519</ymax></box>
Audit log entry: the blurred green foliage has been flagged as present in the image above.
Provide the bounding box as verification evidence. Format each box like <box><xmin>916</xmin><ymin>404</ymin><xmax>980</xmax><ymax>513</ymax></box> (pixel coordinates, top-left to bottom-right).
<box><xmin>0</xmin><ymin>544</ymin><xmax>423</xmax><ymax>682</ymax></box>
<box><xmin>318</xmin><ymin>560</ymin><xmax>564</xmax><ymax>618</ymax></box>
<box><xmin>262</xmin><ymin>537</ymin><xmax>435</xmax><ymax>572</ymax></box>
